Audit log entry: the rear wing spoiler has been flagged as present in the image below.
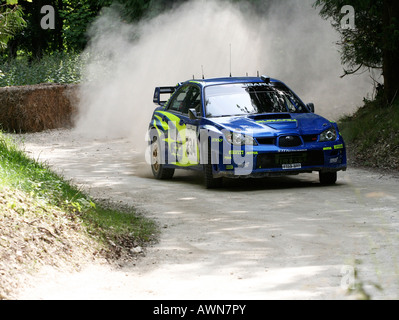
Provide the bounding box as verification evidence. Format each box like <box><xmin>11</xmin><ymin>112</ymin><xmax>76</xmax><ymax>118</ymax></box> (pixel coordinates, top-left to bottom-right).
<box><xmin>153</xmin><ymin>86</ymin><xmax>177</xmax><ymax>106</ymax></box>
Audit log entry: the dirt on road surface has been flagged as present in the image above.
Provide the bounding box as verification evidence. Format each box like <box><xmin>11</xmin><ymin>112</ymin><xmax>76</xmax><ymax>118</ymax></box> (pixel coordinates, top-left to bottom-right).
<box><xmin>14</xmin><ymin>129</ymin><xmax>399</xmax><ymax>300</ymax></box>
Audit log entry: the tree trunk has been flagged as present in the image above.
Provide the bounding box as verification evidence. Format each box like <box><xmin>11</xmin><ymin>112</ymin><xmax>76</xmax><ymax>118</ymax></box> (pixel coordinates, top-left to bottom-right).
<box><xmin>383</xmin><ymin>0</ymin><xmax>399</xmax><ymax>104</ymax></box>
<box><xmin>55</xmin><ymin>0</ymin><xmax>64</xmax><ymax>52</ymax></box>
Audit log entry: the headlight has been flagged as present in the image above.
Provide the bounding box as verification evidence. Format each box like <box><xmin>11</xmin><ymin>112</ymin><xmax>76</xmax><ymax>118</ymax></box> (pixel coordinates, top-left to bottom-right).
<box><xmin>225</xmin><ymin>131</ymin><xmax>257</xmax><ymax>146</ymax></box>
<box><xmin>319</xmin><ymin>127</ymin><xmax>337</xmax><ymax>142</ymax></box>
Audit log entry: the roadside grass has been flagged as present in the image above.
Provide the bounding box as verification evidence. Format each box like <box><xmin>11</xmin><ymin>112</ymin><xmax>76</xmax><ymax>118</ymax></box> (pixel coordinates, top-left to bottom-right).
<box><xmin>0</xmin><ymin>132</ymin><xmax>157</xmax><ymax>299</ymax></box>
<box><xmin>338</xmin><ymin>98</ymin><xmax>399</xmax><ymax>170</ymax></box>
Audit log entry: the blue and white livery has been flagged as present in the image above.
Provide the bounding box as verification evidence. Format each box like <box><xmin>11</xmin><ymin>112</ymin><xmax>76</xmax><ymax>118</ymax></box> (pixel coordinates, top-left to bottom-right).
<box><xmin>148</xmin><ymin>76</ymin><xmax>347</xmax><ymax>188</ymax></box>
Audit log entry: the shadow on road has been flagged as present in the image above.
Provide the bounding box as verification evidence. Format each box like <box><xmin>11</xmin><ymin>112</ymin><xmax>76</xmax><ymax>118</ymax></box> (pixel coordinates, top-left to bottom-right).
<box><xmin>152</xmin><ymin>170</ymin><xmax>346</xmax><ymax>192</ymax></box>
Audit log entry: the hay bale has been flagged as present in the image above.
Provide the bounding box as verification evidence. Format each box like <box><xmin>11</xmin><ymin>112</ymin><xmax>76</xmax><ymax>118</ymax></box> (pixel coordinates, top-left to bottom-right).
<box><xmin>0</xmin><ymin>83</ymin><xmax>79</xmax><ymax>133</ymax></box>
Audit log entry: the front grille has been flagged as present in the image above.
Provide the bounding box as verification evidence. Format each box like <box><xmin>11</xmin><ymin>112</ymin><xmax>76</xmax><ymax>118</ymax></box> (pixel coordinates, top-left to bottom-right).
<box><xmin>256</xmin><ymin>137</ymin><xmax>276</xmax><ymax>145</ymax></box>
<box><xmin>257</xmin><ymin>151</ymin><xmax>324</xmax><ymax>169</ymax></box>
<box><xmin>278</xmin><ymin>135</ymin><xmax>302</xmax><ymax>147</ymax></box>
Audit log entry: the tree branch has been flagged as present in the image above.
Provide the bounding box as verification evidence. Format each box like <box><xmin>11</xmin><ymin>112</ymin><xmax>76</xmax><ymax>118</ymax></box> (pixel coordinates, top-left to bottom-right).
<box><xmin>340</xmin><ymin>64</ymin><xmax>364</xmax><ymax>78</ymax></box>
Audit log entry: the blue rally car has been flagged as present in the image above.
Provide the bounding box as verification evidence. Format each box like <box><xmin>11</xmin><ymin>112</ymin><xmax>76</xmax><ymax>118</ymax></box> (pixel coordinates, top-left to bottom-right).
<box><xmin>148</xmin><ymin>76</ymin><xmax>347</xmax><ymax>188</ymax></box>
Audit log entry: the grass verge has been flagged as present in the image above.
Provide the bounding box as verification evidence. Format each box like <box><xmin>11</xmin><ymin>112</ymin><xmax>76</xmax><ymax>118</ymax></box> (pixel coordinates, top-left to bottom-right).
<box><xmin>0</xmin><ymin>132</ymin><xmax>158</xmax><ymax>299</ymax></box>
<box><xmin>338</xmin><ymin>98</ymin><xmax>399</xmax><ymax>171</ymax></box>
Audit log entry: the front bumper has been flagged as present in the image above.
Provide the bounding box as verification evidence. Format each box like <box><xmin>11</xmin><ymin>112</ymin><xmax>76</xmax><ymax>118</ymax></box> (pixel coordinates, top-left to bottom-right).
<box><xmin>212</xmin><ymin>141</ymin><xmax>347</xmax><ymax>178</ymax></box>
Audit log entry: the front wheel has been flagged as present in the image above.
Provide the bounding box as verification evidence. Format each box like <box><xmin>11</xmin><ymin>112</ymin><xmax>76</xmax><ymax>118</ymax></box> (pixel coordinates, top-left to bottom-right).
<box><xmin>151</xmin><ymin>136</ymin><xmax>175</xmax><ymax>180</ymax></box>
<box><xmin>319</xmin><ymin>171</ymin><xmax>337</xmax><ymax>185</ymax></box>
<box><xmin>203</xmin><ymin>146</ymin><xmax>223</xmax><ymax>189</ymax></box>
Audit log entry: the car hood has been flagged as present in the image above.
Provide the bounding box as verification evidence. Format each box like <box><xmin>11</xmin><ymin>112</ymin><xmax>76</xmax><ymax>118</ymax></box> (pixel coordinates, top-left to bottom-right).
<box><xmin>207</xmin><ymin>113</ymin><xmax>332</xmax><ymax>137</ymax></box>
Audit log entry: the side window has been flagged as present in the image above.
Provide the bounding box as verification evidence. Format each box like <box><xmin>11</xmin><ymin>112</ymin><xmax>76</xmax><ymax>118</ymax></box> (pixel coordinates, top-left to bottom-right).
<box><xmin>283</xmin><ymin>95</ymin><xmax>297</xmax><ymax>113</ymax></box>
<box><xmin>168</xmin><ymin>86</ymin><xmax>189</xmax><ymax>112</ymax></box>
<box><xmin>168</xmin><ymin>85</ymin><xmax>201</xmax><ymax>115</ymax></box>
<box><xmin>189</xmin><ymin>86</ymin><xmax>201</xmax><ymax>115</ymax></box>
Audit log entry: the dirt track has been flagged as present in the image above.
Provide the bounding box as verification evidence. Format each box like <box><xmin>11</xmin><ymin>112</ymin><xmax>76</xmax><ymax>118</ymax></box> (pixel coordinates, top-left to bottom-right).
<box><xmin>15</xmin><ymin>129</ymin><xmax>399</xmax><ymax>300</ymax></box>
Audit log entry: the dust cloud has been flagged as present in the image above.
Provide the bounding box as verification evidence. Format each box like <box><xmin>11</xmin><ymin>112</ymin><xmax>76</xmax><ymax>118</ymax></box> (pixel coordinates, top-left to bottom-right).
<box><xmin>74</xmin><ymin>0</ymin><xmax>373</xmax><ymax>149</ymax></box>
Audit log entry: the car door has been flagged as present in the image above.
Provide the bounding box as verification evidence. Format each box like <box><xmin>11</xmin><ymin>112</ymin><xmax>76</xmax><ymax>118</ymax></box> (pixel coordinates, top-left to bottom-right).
<box><xmin>162</xmin><ymin>84</ymin><xmax>201</xmax><ymax>167</ymax></box>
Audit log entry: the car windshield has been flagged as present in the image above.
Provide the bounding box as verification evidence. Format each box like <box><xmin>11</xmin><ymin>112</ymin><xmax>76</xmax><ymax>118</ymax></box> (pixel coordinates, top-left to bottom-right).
<box><xmin>205</xmin><ymin>83</ymin><xmax>309</xmax><ymax>118</ymax></box>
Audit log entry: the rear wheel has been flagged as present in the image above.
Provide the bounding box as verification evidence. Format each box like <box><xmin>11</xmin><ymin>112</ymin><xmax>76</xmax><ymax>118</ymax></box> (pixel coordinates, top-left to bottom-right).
<box><xmin>151</xmin><ymin>136</ymin><xmax>175</xmax><ymax>180</ymax></box>
<box><xmin>203</xmin><ymin>146</ymin><xmax>223</xmax><ymax>189</ymax></box>
<box><xmin>319</xmin><ymin>171</ymin><xmax>337</xmax><ymax>185</ymax></box>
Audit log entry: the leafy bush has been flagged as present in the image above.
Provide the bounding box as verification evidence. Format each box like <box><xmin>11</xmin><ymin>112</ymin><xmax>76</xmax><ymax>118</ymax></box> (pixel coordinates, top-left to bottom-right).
<box><xmin>0</xmin><ymin>52</ymin><xmax>84</xmax><ymax>87</ymax></box>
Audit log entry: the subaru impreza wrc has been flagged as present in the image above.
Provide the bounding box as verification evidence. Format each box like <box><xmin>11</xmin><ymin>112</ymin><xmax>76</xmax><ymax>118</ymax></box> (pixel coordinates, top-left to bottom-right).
<box><xmin>148</xmin><ymin>76</ymin><xmax>347</xmax><ymax>188</ymax></box>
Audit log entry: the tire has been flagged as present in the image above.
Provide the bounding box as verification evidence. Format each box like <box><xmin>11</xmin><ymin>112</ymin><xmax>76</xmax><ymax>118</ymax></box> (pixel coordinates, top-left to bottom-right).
<box><xmin>151</xmin><ymin>136</ymin><xmax>175</xmax><ymax>180</ymax></box>
<box><xmin>203</xmin><ymin>145</ymin><xmax>223</xmax><ymax>189</ymax></box>
<box><xmin>319</xmin><ymin>171</ymin><xmax>337</xmax><ymax>185</ymax></box>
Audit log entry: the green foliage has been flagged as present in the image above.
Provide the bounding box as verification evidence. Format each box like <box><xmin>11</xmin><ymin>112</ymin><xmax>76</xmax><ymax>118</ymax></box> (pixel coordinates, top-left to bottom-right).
<box><xmin>114</xmin><ymin>0</ymin><xmax>273</xmax><ymax>22</ymax></box>
<box><xmin>112</xmin><ymin>0</ymin><xmax>151</xmax><ymax>22</ymax></box>
<box><xmin>4</xmin><ymin>0</ymin><xmax>108</xmax><ymax>57</ymax></box>
<box><xmin>0</xmin><ymin>51</ymin><xmax>84</xmax><ymax>86</ymax></box>
<box><xmin>338</xmin><ymin>98</ymin><xmax>399</xmax><ymax>169</ymax></box>
<box><xmin>340</xmin><ymin>98</ymin><xmax>399</xmax><ymax>146</ymax></box>
<box><xmin>313</xmin><ymin>0</ymin><xmax>384</xmax><ymax>73</ymax></box>
<box><xmin>0</xmin><ymin>2</ymin><xmax>27</xmax><ymax>50</ymax></box>
<box><xmin>314</xmin><ymin>0</ymin><xmax>399</xmax><ymax>104</ymax></box>
<box><xmin>3</xmin><ymin>0</ymin><xmax>271</xmax><ymax>56</ymax></box>
<box><xmin>60</xmin><ymin>0</ymin><xmax>112</xmax><ymax>52</ymax></box>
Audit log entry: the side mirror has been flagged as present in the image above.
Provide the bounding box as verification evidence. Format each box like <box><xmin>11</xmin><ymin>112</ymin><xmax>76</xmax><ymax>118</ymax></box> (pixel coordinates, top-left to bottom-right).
<box><xmin>307</xmin><ymin>103</ymin><xmax>315</xmax><ymax>113</ymax></box>
<box><xmin>188</xmin><ymin>108</ymin><xmax>199</xmax><ymax>120</ymax></box>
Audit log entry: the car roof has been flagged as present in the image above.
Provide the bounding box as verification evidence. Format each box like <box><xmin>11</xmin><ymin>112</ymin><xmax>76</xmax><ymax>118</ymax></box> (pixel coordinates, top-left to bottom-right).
<box><xmin>186</xmin><ymin>76</ymin><xmax>281</xmax><ymax>87</ymax></box>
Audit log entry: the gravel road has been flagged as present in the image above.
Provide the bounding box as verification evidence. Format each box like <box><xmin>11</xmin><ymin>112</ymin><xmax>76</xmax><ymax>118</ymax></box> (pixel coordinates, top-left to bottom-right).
<box><xmin>15</xmin><ymin>129</ymin><xmax>399</xmax><ymax>300</ymax></box>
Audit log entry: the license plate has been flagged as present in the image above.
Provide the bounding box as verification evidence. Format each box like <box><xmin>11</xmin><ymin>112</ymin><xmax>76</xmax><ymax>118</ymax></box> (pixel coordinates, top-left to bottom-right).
<box><xmin>282</xmin><ymin>163</ymin><xmax>302</xmax><ymax>170</ymax></box>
